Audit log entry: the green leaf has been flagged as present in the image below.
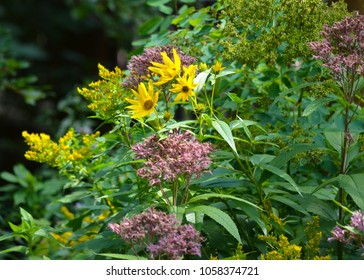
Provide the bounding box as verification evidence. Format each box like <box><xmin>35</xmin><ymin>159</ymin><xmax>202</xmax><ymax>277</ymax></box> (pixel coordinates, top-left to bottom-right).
<box><xmin>260</xmin><ymin>164</ymin><xmax>302</xmax><ymax>195</ymax></box>
<box><xmin>147</xmin><ymin>0</ymin><xmax>169</xmax><ymax>6</ymax></box>
<box><xmin>250</xmin><ymin>154</ymin><xmax>275</xmax><ymax>165</ymax></box>
<box><xmin>297</xmin><ymin>194</ymin><xmax>337</xmax><ymax>220</ymax></box>
<box><xmin>212</xmin><ymin>119</ymin><xmax>237</xmax><ymax>154</ymax></box>
<box><xmin>8</xmin><ymin>222</ymin><xmax>22</xmax><ymax>233</ymax></box>
<box><xmin>20</xmin><ymin>208</ymin><xmax>35</xmax><ymax>226</ymax></box>
<box><xmin>324</xmin><ymin>132</ymin><xmax>359</xmax><ymax>160</ymax></box>
<box><xmin>97</xmin><ymin>253</ymin><xmax>148</xmax><ymax>260</ymax></box>
<box><xmin>270</xmin><ymin>195</ymin><xmax>309</xmax><ymax>215</ymax></box>
<box><xmin>188</xmin><ymin>193</ymin><xmax>261</xmax><ymax>210</ymax></box>
<box><xmin>234</xmin><ymin>117</ymin><xmax>252</xmax><ymax>140</ymax></box>
<box><xmin>21</xmin><ymin>89</ymin><xmax>46</xmax><ymax>105</ymax></box>
<box><xmin>270</xmin><ymin>144</ymin><xmax>319</xmax><ymax>169</ymax></box>
<box><xmin>0</xmin><ymin>171</ymin><xmax>18</xmax><ymax>183</ymax></box>
<box><xmin>0</xmin><ymin>245</ymin><xmax>27</xmax><ymax>255</ymax></box>
<box><xmin>338</xmin><ymin>174</ymin><xmax>364</xmax><ymax>209</ymax></box>
<box><xmin>159</xmin><ymin>4</ymin><xmax>173</xmax><ymax>15</ymax></box>
<box><xmin>324</xmin><ymin>132</ymin><xmax>343</xmax><ymax>154</ymax></box>
<box><xmin>272</xmin><ymin>81</ymin><xmax>327</xmax><ymax>105</ymax></box>
<box><xmin>0</xmin><ymin>232</ymin><xmax>16</xmax><ymax>242</ymax></box>
<box><xmin>239</xmin><ymin>204</ymin><xmax>266</xmax><ymax>235</ymax></box>
<box><xmin>57</xmin><ymin>190</ymin><xmax>91</xmax><ymax>203</ymax></box>
<box><xmin>230</xmin><ymin>119</ymin><xmax>257</xmax><ymax>130</ymax></box>
<box><xmin>197</xmin><ymin>177</ymin><xmax>249</xmax><ymax>189</ymax></box>
<box><xmin>258</xmin><ymin>144</ymin><xmax>319</xmax><ymax>185</ymax></box>
<box><xmin>187</xmin><ymin>205</ymin><xmax>241</xmax><ymax>243</ymax></box>
<box><xmin>138</xmin><ymin>17</ymin><xmax>163</xmax><ymax>35</ymax></box>
<box><xmin>194</xmin><ymin>69</ymin><xmax>211</xmax><ymax>93</ymax></box>
<box><xmin>303</xmin><ymin>97</ymin><xmax>334</xmax><ymax>117</ymax></box>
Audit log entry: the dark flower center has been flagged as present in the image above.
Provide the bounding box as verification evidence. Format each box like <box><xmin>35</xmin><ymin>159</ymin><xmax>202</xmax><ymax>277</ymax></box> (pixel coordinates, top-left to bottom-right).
<box><xmin>182</xmin><ymin>86</ymin><xmax>190</xmax><ymax>93</ymax></box>
<box><xmin>144</xmin><ymin>100</ymin><xmax>154</xmax><ymax>110</ymax></box>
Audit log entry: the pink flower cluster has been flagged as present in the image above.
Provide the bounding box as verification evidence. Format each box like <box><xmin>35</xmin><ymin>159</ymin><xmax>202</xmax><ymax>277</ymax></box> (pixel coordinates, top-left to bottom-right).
<box><xmin>122</xmin><ymin>45</ymin><xmax>196</xmax><ymax>89</ymax></box>
<box><xmin>328</xmin><ymin>210</ymin><xmax>364</xmax><ymax>253</ymax></box>
<box><xmin>131</xmin><ymin>130</ymin><xmax>213</xmax><ymax>186</ymax></box>
<box><xmin>147</xmin><ymin>224</ymin><xmax>203</xmax><ymax>260</ymax></box>
<box><xmin>308</xmin><ymin>12</ymin><xmax>364</xmax><ymax>83</ymax></box>
<box><xmin>108</xmin><ymin>208</ymin><xmax>179</xmax><ymax>243</ymax></box>
<box><xmin>108</xmin><ymin>208</ymin><xmax>203</xmax><ymax>259</ymax></box>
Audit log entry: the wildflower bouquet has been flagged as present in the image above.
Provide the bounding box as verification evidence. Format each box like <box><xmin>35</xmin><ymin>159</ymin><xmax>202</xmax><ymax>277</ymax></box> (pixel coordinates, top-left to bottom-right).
<box><xmin>2</xmin><ymin>0</ymin><xmax>364</xmax><ymax>260</ymax></box>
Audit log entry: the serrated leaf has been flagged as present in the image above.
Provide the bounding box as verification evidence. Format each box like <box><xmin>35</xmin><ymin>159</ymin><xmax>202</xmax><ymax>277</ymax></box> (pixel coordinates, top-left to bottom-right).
<box><xmin>97</xmin><ymin>253</ymin><xmax>148</xmax><ymax>260</ymax></box>
<box><xmin>187</xmin><ymin>205</ymin><xmax>241</xmax><ymax>243</ymax></box>
<box><xmin>188</xmin><ymin>193</ymin><xmax>261</xmax><ymax>210</ymax></box>
<box><xmin>260</xmin><ymin>164</ymin><xmax>301</xmax><ymax>196</ymax></box>
<box><xmin>338</xmin><ymin>174</ymin><xmax>364</xmax><ymax>209</ymax></box>
<box><xmin>212</xmin><ymin>119</ymin><xmax>237</xmax><ymax>154</ymax></box>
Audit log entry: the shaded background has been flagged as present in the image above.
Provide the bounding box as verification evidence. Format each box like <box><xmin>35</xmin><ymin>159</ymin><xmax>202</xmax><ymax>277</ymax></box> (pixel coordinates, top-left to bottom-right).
<box><xmin>0</xmin><ymin>0</ymin><xmax>153</xmax><ymax>173</ymax></box>
<box><xmin>0</xmin><ymin>0</ymin><xmax>363</xmax><ymax>174</ymax></box>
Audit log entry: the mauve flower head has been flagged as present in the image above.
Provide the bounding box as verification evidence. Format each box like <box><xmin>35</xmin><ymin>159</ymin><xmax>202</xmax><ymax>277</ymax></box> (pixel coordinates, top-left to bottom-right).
<box><xmin>308</xmin><ymin>12</ymin><xmax>364</xmax><ymax>82</ymax></box>
<box><xmin>109</xmin><ymin>208</ymin><xmax>204</xmax><ymax>259</ymax></box>
<box><xmin>350</xmin><ymin>210</ymin><xmax>364</xmax><ymax>233</ymax></box>
<box><xmin>328</xmin><ymin>225</ymin><xmax>349</xmax><ymax>243</ymax></box>
<box><xmin>108</xmin><ymin>208</ymin><xmax>179</xmax><ymax>244</ymax></box>
<box><xmin>122</xmin><ymin>45</ymin><xmax>196</xmax><ymax>89</ymax></box>
<box><xmin>328</xmin><ymin>210</ymin><xmax>364</xmax><ymax>254</ymax></box>
<box><xmin>132</xmin><ymin>130</ymin><xmax>213</xmax><ymax>186</ymax></box>
<box><xmin>147</xmin><ymin>224</ymin><xmax>204</xmax><ymax>260</ymax></box>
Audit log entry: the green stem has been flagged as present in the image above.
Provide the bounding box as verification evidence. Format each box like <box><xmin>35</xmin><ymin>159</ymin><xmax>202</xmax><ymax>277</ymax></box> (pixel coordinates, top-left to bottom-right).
<box><xmin>210</xmin><ymin>76</ymin><xmax>220</xmax><ymax>118</ymax></box>
<box><xmin>173</xmin><ymin>0</ymin><xmax>178</xmax><ymax>14</ymax></box>
<box><xmin>159</xmin><ymin>184</ymin><xmax>172</xmax><ymax>206</ymax></box>
<box><xmin>182</xmin><ymin>176</ymin><xmax>191</xmax><ymax>205</ymax></box>
<box><xmin>234</xmin><ymin>152</ymin><xmax>266</xmax><ymax>209</ymax></box>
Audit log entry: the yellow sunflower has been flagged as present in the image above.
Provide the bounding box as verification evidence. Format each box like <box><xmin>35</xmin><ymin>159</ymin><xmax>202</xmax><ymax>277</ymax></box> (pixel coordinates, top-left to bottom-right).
<box><xmin>148</xmin><ymin>48</ymin><xmax>181</xmax><ymax>86</ymax></box>
<box><xmin>170</xmin><ymin>66</ymin><xmax>197</xmax><ymax>102</ymax></box>
<box><xmin>125</xmin><ymin>80</ymin><xmax>159</xmax><ymax>118</ymax></box>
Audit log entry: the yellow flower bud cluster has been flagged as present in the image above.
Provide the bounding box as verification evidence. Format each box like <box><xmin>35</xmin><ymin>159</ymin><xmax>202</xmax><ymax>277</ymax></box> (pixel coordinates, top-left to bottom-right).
<box><xmin>258</xmin><ymin>215</ymin><xmax>330</xmax><ymax>260</ymax></box>
<box><xmin>259</xmin><ymin>234</ymin><xmax>302</xmax><ymax>260</ymax></box>
<box><xmin>50</xmin><ymin>206</ymin><xmax>110</xmax><ymax>246</ymax></box>
<box><xmin>77</xmin><ymin>64</ymin><xmax>126</xmax><ymax>120</ymax></box>
<box><xmin>22</xmin><ymin>128</ymin><xmax>100</xmax><ymax>169</ymax></box>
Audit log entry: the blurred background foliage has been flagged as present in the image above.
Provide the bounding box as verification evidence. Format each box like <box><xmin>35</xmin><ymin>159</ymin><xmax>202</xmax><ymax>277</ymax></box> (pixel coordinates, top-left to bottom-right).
<box><xmin>0</xmin><ymin>0</ymin><xmax>163</xmax><ymax>172</ymax></box>
<box><xmin>1</xmin><ymin>0</ymin><xmax>364</xmax><ymax>260</ymax></box>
